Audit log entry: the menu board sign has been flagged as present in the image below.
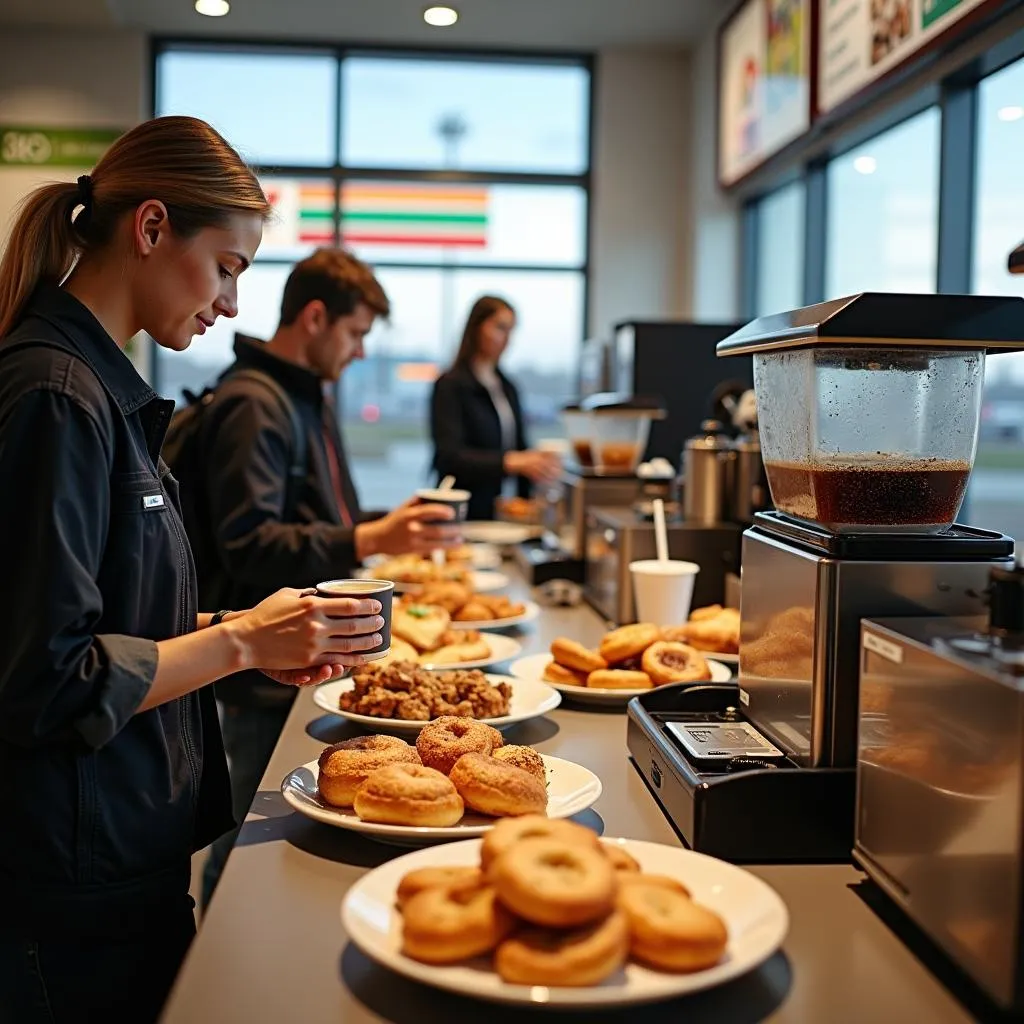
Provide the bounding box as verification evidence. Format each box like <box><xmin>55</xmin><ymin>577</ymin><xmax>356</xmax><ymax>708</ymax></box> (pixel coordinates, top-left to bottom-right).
<box><xmin>819</xmin><ymin>0</ymin><xmax>992</xmax><ymax>113</ymax></box>
<box><xmin>719</xmin><ymin>0</ymin><xmax>812</xmax><ymax>186</ymax></box>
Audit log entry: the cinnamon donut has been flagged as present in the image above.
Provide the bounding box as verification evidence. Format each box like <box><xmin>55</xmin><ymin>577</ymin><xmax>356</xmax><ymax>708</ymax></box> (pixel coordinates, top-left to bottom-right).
<box><xmin>416</xmin><ymin>716</ymin><xmax>504</xmax><ymax>776</ymax></box>
<box><xmin>481</xmin><ymin>815</ymin><xmax>602</xmax><ymax>871</ymax></box>
<box><xmin>641</xmin><ymin>641</ymin><xmax>712</xmax><ymax>686</ymax></box>
<box><xmin>402</xmin><ymin>878</ymin><xmax>516</xmax><ymax>964</ymax></box>
<box><xmin>550</xmin><ymin>638</ymin><xmax>607</xmax><ymax>674</ymax></box>
<box><xmin>617</xmin><ymin>872</ymin><xmax>691</xmax><ymax>897</ymax></box>
<box><xmin>317</xmin><ymin>735</ymin><xmax>420</xmax><ymax>807</ymax></box>
<box><xmin>618</xmin><ymin>883</ymin><xmax>728</xmax><ymax>972</ymax></box>
<box><xmin>396</xmin><ymin>866</ymin><xmax>482</xmax><ymax>911</ymax></box>
<box><xmin>490</xmin><ymin>837</ymin><xmax>617</xmax><ymax>927</ymax></box>
<box><xmin>491</xmin><ymin>744</ymin><xmax>546</xmax><ymax>782</ymax></box>
<box><xmin>352</xmin><ymin>763</ymin><xmax>464</xmax><ymax>827</ymax></box>
<box><xmin>495</xmin><ymin>910</ymin><xmax>629</xmax><ymax>987</ymax></box>
<box><xmin>543</xmin><ymin>661</ymin><xmax>589</xmax><ymax>687</ymax></box>
<box><xmin>598</xmin><ymin>623</ymin><xmax>661</xmax><ymax>665</ymax></box>
<box><xmin>448</xmin><ymin>752</ymin><xmax>547</xmax><ymax>818</ymax></box>
<box><xmin>586</xmin><ymin>669</ymin><xmax>653</xmax><ymax>690</ymax></box>
<box><xmin>600</xmin><ymin>842</ymin><xmax>641</xmax><ymax>874</ymax></box>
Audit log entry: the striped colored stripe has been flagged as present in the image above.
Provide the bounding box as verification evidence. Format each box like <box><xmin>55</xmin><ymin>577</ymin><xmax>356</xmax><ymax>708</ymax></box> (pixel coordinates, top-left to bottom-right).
<box><xmin>298</xmin><ymin>182</ymin><xmax>335</xmax><ymax>244</ymax></box>
<box><xmin>342</xmin><ymin>233</ymin><xmax>487</xmax><ymax>246</ymax></box>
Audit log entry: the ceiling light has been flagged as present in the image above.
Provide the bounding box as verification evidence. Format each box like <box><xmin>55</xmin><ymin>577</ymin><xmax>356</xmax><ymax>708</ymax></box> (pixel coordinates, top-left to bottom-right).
<box><xmin>195</xmin><ymin>0</ymin><xmax>230</xmax><ymax>16</ymax></box>
<box><xmin>853</xmin><ymin>155</ymin><xmax>877</xmax><ymax>175</ymax></box>
<box><xmin>424</xmin><ymin>5</ymin><xmax>458</xmax><ymax>26</ymax></box>
<box><xmin>998</xmin><ymin>105</ymin><xmax>1024</xmax><ymax>122</ymax></box>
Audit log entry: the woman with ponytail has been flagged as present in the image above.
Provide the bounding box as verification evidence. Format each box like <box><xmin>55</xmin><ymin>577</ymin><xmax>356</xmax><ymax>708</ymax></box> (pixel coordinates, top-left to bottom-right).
<box><xmin>0</xmin><ymin>116</ymin><xmax>386</xmax><ymax>1023</ymax></box>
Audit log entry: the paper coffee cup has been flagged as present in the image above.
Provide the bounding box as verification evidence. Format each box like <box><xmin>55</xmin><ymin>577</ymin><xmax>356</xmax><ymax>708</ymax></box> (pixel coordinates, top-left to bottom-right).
<box><xmin>415</xmin><ymin>487</ymin><xmax>471</xmax><ymax>523</ymax></box>
<box><xmin>629</xmin><ymin>560</ymin><xmax>700</xmax><ymax>626</ymax></box>
<box><xmin>315</xmin><ymin>578</ymin><xmax>394</xmax><ymax>661</ymax></box>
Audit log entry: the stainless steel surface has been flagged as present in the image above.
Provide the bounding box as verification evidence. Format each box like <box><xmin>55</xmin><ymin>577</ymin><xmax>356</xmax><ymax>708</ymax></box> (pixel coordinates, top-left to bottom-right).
<box><xmin>857</xmin><ymin>617</ymin><xmax>1024</xmax><ymax>1010</ymax></box>
<box><xmin>731</xmin><ymin>433</ymin><xmax>769</xmax><ymax>523</ymax></box>
<box><xmin>682</xmin><ymin>426</ymin><xmax>732</xmax><ymax>525</ymax></box>
<box><xmin>161</xmin><ymin>568</ymin><xmax>982</xmax><ymax>1024</ymax></box>
<box><xmin>560</xmin><ymin>468</ymin><xmax>639</xmax><ymax>559</ymax></box>
<box><xmin>584</xmin><ymin>506</ymin><xmax>740</xmax><ymax>625</ymax></box>
<box><xmin>741</xmin><ymin>528</ymin><xmax>1005</xmax><ymax>768</ymax></box>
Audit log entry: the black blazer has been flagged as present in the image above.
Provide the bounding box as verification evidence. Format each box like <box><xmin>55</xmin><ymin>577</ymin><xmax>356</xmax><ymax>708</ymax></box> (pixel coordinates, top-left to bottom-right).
<box><xmin>430</xmin><ymin>363</ymin><xmax>529</xmax><ymax>521</ymax></box>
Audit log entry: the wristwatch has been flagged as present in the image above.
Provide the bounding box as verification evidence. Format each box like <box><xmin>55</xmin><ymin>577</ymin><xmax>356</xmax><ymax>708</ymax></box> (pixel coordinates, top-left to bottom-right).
<box><xmin>210</xmin><ymin>609</ymin><xmax>232</xmax><ymax>627</ymax></box>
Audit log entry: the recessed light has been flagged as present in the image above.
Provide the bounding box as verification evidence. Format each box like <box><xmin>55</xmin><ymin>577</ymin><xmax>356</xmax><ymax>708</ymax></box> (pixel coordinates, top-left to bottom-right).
<box><xmin>195</xmin><ymin>0</ymin><xmax>230</xmax><ymax>16</ymax></box>
<box><xmin>424</xmin><ymin>5</ymin><xmax>458</xmax><ymax>26</ymax></box>
<box><xmin>998</xmin><ymin>105</ymin><xmax>1024</xmax><ymax>122</ymax></box>
<box><xmin>853</xmin><ymin>155</ymin><xmax>877</xmax><ymax>175</ymax></box>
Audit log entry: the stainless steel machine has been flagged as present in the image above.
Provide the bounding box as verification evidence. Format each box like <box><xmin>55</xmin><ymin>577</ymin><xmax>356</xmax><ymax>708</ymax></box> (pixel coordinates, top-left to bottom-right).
<box><xmin>627</xmin><ymin>291</ymin><xmax>1024</xmax><ymax>862</ymax></box>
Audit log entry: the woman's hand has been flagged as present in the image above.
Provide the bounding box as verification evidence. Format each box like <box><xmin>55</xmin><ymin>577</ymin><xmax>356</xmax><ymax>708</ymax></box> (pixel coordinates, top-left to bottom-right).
<box><xmin>224</xmin><ymin>588</ymin><xmax>384</xmax><ymax>679</ymax></box>
<box><xmin>504</xmin><ymin>449</ymin><xmax>562</xmax><ymax>486</ymax></box>
<box><xmin>354</xmin><ymin>499</ymin><xmax>463</xmax><ymax>561</ymax></box>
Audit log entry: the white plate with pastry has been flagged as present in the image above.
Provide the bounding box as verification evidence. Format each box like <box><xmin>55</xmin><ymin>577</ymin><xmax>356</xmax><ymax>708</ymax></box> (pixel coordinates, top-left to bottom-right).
<box><xmin>509</xmin><ymin>654</ymin><xmax>732</xmax><ymax>706</ymax></box>
<box><xmin>341</xmin><ymin>835</ymin><xmax>788</xmax><ymax>1008</ymax></box>
<box><xmin>312</xmin><ymin>670</ymin><xmax>560</xmax><ymax>735</ymax></box>
<box><xmin>383</xmin><ymin>601</ymin><xmax>524</xmax><ymax>669</ymax></box>
<box><xmin>460</xmin><ymin>521</ymin><xmax>542</xmax><ymax>546</ymax></box>
<box><xmin>357</xmin><ymin>565</ymin><xmax>508</xmax><ymax>594</ymax></box>
<box><xmin>449</xmin><ymin>600</ymin><xmax>540</xmax><ymax>632</ymax></box>
<box><xmin>661</xmin><ymin>605</ymin><xmax>741</xmax><ymax>665</ymax></box>
<box><xmin>281</xmin><ymin>753</ymin><xmax>601</xmax><ymax>846</ymax></box>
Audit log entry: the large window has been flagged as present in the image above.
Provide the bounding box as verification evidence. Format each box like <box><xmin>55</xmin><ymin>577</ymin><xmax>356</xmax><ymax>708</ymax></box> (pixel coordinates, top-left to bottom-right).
<box><xmin>825</xmin><ymin>108</ymin><xmax>941</xmax><ymax>298</ymax></box>
<box><xmin>155</xmin><ymin>46</ymin><xmax>591</xmax><ymax>508</ymax></box>
<box><xmin>754</xmin><ymin>180</ymin><xmax>805</xmax><ymax>315</ymax></box>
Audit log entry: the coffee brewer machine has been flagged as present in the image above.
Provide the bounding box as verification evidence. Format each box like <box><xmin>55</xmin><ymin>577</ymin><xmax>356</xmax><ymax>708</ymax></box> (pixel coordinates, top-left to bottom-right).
<box><xmin>627</xmin><ymin>291</ymin><xmax>1024</xmax><ymax>862</ymax></box>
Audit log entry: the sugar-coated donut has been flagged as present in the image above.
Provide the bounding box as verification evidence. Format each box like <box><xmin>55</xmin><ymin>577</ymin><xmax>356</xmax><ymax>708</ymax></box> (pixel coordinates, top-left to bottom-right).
<box><xmin>616</xmin><ymin>873</ymin><xmax>691</xmax><ymax>897</ymax></box>
<box><xmin>618</xmin><ymin>883</ymin><xmax>728</xmax><ymax>972</ymax></box>
<box><xmin>586</xmin><ymin>669</ymin><xmax>653</xmax><ymax>690</ymax></box>
<box><xmin>598</xmin><ymin>623</ymin><xmax>661</xmax><ymax>665</ymax></box>
<box><xmin>416</xmin><ymin>716</ymin><xmax>504</xmax><ymax>776</ymax></box>
<box><xmin>481</xmin><ymin>815</ymin><xmax>602</xmax><ymax>872</ymax></box>
<box><xmin>642</xmin><ymin>641</ymin><xmax>712</xmax><ymax>686</ymax></box>
<box><xmin>448</xmin><ymin>752</ymin><xmax>547</xmax><ymax>818</ymax></box>
<box><xmin>353</xmin><ymin>763</ymin><xmax>464</xmax><ymax>827</ymax></box>
<box><xmin>543</xmin><ymin>661</ymin><xmax>589</xmax><ymax>687</ymax></box>
<box><xmin>550</xmin><ymin>638</ymin><xmax>607</xmax><ymax>674</ymax></box>
<box><xmin>317</xmin><ymin>735</ymin><xmax>420</xmax><ymax>807</ymax></box>
<box><xmin>491</xmin><ymin>745</ymin><xmax>546</xmax><ymax>782</ymax></box>
<box><xmin>402</xmin><ymin>878</ymin><xmax>516</xmax><ymax>964</ymax></box>
<box><xmin>495</xmin><ymin>910</ymin><xmax>630</xmax><ymax>987</ymax></box>
<box><xmin>600</xmin><ymin>842</ymin><xmax>641</xmax><ymax>873</ymax></box>
<box><xmin>396</xmin><ymin>866</ymin><xmax>482</xmax><ymax>911</ymax></box>
<box><xmin>491</xmin><ymin>837</ymin><xmax>617</xmax><ymax>927</ymax></box>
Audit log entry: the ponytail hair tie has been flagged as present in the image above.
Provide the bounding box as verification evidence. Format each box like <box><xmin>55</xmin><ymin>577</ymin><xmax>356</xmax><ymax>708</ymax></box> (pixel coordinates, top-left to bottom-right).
<box><xmin>76</xmin><ymin>174</ymin><xmax>94</xmax><ymax>208</ymax></box>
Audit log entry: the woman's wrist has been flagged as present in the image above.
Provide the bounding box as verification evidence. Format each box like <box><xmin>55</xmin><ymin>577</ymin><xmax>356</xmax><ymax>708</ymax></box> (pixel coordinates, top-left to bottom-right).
<box><xmin>218</xmin><ymin>616</ymin><xmax>255</xmax><ymax>673</ymax></box>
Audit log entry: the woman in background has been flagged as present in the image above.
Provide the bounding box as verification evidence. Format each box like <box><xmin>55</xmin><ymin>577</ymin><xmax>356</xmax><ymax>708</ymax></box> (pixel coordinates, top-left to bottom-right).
<box><xmin>430</xmin><ymin>295</ymin><xmax>561</xmax><ymax>521</ymax></box>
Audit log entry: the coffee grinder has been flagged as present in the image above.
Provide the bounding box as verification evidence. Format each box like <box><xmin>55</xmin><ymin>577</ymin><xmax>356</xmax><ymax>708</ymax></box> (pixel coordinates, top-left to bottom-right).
<box><xmin>627</xmin><ymin>292</ymin><xmax>1024</xmax><ymax>863</ymax></box>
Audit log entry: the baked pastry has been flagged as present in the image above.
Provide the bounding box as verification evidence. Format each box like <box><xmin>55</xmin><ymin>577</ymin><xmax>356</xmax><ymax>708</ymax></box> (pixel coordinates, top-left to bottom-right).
<box><xmin>317</xmin><ymin>735</ymin><xmax>420</xmax><ymax>807</ymax></box>
<box><xmin>490</xmin><ymin>837</ymin><xmax>617</xmax><ymax>927</ymax></box>
<box><xmin>376</xmin><ymin>637</ymin><xmax>420</xmax><ymax>667</ymax></box>
<box><xmin>396</xmin><ymin>866</ymin><xmax>482</xmax><ymax>910</ymax></box>
<box><xmin>642</xmin><ymin>641</ymin><xmax>712</xmax><ymax>685</ymax></box>
<box><xmin>601</xmin><ymin>843</ymin><xmax>641</xmax><ymax>874</ymax></box>
<box><xmin>599</xmin><ymin>623</ymin><xmax>661</xmax><ymax>665</ymax></box>
<box><xmin>618</xmin><ymin>883</ymin><xmax>727</xmax><ymax>971</ymax></box>
<box><xmin>392</xmin><ymin>604</ymin><xmax>451</xmax><ymax>651</ymax></box>
<box><xmin>665</xmin><ymin>606</ymin><xmax>741</xmax><ymax>654</ymax></box>
<box><xmin>492</xmin><ymin>744</ymin><xmax>546</xmax><ymax>782</ymax></box>
<box><xmin>543</xmin><ymin>661</ymin><xmax>589</xmax><ymax>687</ymax></box>
<box><xmin>617</xmin><ymin>872</ymin><xmax>690</xmax><ymax>897</ymax></box>
<box><xmin>409</xmin><ymin>581</ymin><xmax>473</xmax><ymax>615</ymax></box>
<box><xmin>402</xmin><ymin>878</ymin><xmax>516</xmax><ymax>964</ymax></box>
<box><xmin>449</xmin><ymin>752</ymin><xmax>548</xmax><ymax>818</ymax></box>
<box><xmin>352</xmin><ymin>763</ymin><xmax>464</xmax><ymax>827</ymax></box>
<box><xmin>494</xmin><ymin>910</ymin><xmax>630</xmax><ymax>987</ymax></box>
<box><xmin>480</xmin><ymin>815</ymin><xmax>602</xmax><ymax>871</ymax></box>
<box><xmin>550</xmin><ymin>638</ymin><xmax>607</xmax><ymax>674</ymax></box>
<box><xmin>586</xmin><ymin>669</ymin><xmax>653</xmax><ymax>690</ymax></box>
<box><xmin>425</xmin><ymin>634</ymin><xmax>491</xmax><ymax>666</ymax></box>
<box><xmin>417</xmin><ymin>716</ymin><xmax>504</xmax><ymax>775</ymax></box>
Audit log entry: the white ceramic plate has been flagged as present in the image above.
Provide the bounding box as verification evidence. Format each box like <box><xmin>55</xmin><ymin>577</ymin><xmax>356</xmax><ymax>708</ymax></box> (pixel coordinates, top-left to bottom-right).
<box><xmin>312</xmin><ymin>672</ymin><xmax>560</xmax><ymax>735</ymax></box>
<box><xmin>461</xmin><ymin>521</ymin><xmax>542</xmax><ymax>546</ymax></box>
<box><xmin>355</xmin><ymin>567</ymin><xmax>509</xmax><ymax>594</ymax></box>
<box><xmin>363</xmin><ymin>544</ymin><xmax>502</xmax><ymax>572</ymax></box>
<box><xmin>508</xmin><ymin>653</ymin><xmax>733</xmax><ymax>707</ymax></box>
<box><xmin>449</xmin><ymin>601</ymin><xmax>541</xmax><ymax>632</ymax></box>
<box><xmin>708</xmin><ymin>651</ymin><xmax>739</xmax><ymax>666</ymax></box>
<box><xmin>341</xmin><ymin>837</ymin><xmax>789</xmax><ymax>1009</ymax></box>
<box><xmin>281</xmin><ymin>754</ymin><xmax>601</xmax><ymax>846</ymax></box>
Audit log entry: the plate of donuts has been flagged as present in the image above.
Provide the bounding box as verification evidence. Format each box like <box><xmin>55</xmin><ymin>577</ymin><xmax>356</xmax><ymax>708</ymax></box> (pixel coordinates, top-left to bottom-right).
<box><xmin>281</xmin><ymin>727</ymin><xmax>602</xmax><ymax>846</ymax></box>
<box><xmin>341</xmin><ymin>824</ymin><xmax>789</xmax><ymax>1007</ymax></box>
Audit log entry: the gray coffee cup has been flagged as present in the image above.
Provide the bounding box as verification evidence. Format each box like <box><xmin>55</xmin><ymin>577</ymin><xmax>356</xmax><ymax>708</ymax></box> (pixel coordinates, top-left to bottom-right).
<box><xmin>415</xmin><ymin>487</ymin><xmax>471</xmax><ymax>523</ymax></box>
<box><xmin>315</xmin><ymin>578</ymin><xmax>394</xmax><ymax>660</ymax></box>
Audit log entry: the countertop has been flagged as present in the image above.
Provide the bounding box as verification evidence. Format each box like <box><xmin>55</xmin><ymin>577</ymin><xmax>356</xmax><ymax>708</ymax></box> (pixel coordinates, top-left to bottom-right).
<box><xmin>161</xmin><ymin>574</ymin><xmax>981</xmax><ymax>1024</ymax></box>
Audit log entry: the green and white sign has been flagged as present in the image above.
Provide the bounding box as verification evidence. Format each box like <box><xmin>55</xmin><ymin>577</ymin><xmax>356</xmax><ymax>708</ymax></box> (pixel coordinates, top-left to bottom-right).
<box><xmin>0</xmin><ymin>126</ymin><xmax>122</xmax><ymax>168</ymax></box>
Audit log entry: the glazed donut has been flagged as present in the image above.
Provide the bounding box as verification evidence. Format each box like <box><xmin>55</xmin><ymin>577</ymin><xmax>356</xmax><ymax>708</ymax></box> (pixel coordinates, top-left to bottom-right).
<box><xmin>491</xmin><ymin>837</ymin><xmax>617</xmax><ymax>927</ymax></box>
<box><xmin>600</xmin><ymin>842</ymin><xmax>641</xmax><ymax>874</ymax></box>
<box><xmin>492</xmin><ymin>745</ymin><xmax>547</xmax><ymax>782</ymax></box>
<box><xmin>550</xmin><ymin>638</ymin><xmax>607</xmax><ymax>674</ymax></box>
<box><xmin>598</xmin><ymin>623</ymin><xmax>661</xmax><ymax>665</ymax></box>
<box><xmin>448</xmin><ymin>752</ymin><xmax>547</xmax><ymax>818</ymax></box>
<box><xmin>495</xmin><ymin>910</ymin><xmax>630</xmax><ymax>987</ymax></box>
<box><xmin>617</xmin><ymin>873</ymin><xmax>691</xmax><ymax>897</ymax></box>
<box><xmin>641</xmin><ymin>641</ymin><xmax>712</xmax><ymax>686</ymax></box>
<box><xmin>402</xmin><ymin>878</ymin><xmax>516</xmax><ymax>964</ymax></box>
<box><xmin>543</xmin><ymin>661</ymin><xmax>588</xmax><ymax>687</ymax></box>
<box><xmin>586</xmin><ymin>669</ymin><xmax>653</xmax><ymax>690</ymax></box>
<box><xmin>481</xmin><ymin>815</ymin><xmax>602</xmax><ymax>871</ymax></box>
<box><xmin>416</xmin><ymin>716</ymin><xmax>504</xmax><ymax>776</ymax></box>
<box><xmin>353</xmin><ymin>763</ymin><xmax>464</xmax><ymax>827</ymax></box>
<box><xmin>317</xmin><ymin>735</ymin><xmax>420</xmax><ymax>807</ymax></box>
<box><xmin>618</xmin><ymin>883</ymin><xmax>728</xmax><ymax>972</ymax></box>
<box><xmin>396</xmin><ymin>866</ymin><xmax>482</xmax><ymax>911</ymax></box>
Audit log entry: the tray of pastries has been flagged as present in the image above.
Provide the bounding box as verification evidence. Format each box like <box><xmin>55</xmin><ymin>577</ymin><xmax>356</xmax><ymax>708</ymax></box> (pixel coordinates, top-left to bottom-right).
<box><xmin>358</xmin><ymin>554</ymin><xmax>509</xmax><ymax>593</ymax></box>
<box><xmin>398</xmin><ymin>585</ymin><xmax>539</xmax><ymax>631</ymax></box>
